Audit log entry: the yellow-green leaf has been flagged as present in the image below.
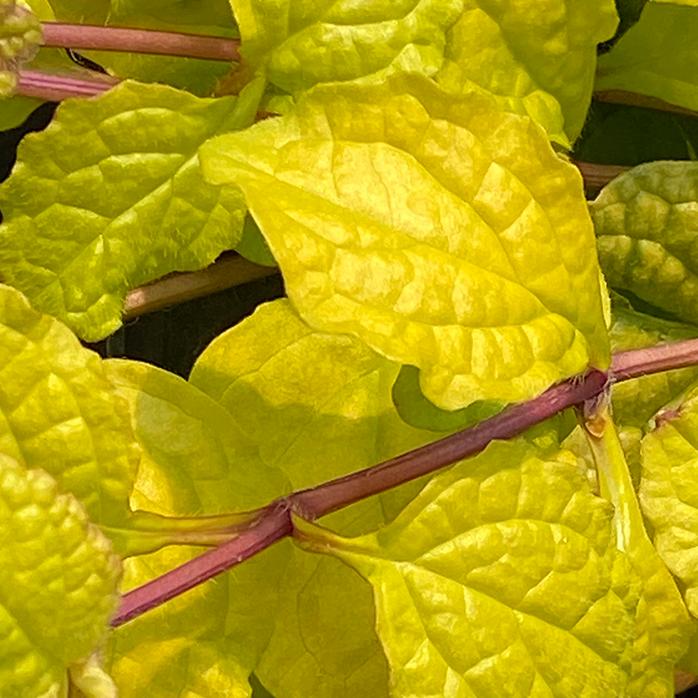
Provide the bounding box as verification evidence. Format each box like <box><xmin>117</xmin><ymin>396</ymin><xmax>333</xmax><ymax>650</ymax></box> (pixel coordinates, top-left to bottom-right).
<box><xmin>591</xmin><ymin>161</ymin><xmax>698</xmax><ymax>326</ymax></box>
<box><xmin>0</xmin><ymin>78</ymin><xmax>264</xmax><ymax>341</ymax></box>
<box><xmin>0</xmin><ymin>454</ymin><xmax>121</xmax><ymax>698</ymax></box>
<box><xmin>296</xmin><ymin>440</ymin><xmax>638</xmax><ymax>697</ymax></box>
<box><xmin>596</xmin><ymin>2</ymin><xmax>698</xmax><ymax>115</ymax></box>
<box><xmin>200</xmin><ymin>75</ymin><xmax>610</xmax><ymax>411</ymax></box>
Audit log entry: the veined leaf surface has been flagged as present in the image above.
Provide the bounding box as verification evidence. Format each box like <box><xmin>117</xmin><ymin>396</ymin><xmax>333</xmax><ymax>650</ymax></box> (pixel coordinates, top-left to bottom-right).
<box><xmin>0</xmin><ymin>78</ymin><xmax>264</xmax><ymax>341</ymax></box>
<box><xmin>596</xmin><ymin>3</ymin><xmax>698</xmax><ymax>114</ymax></box>
<box><xmin>296</xmin><ymin>440</ymin><xmax>638</xmax><ymax>697</ymax></box>
<box><xmin>231</xmin><ymin>0</ymin><xmax>617</xmax><ymax>141</ymax></box>
<box><xmin>640</xmin><ymin>383</ymin><xmax>698</xmax><ymax>618</ymax></box>
<box><xmin>0</xmin><ymin>283</ymin><xmax>139</xmax><ymax>531</ymax></box>
<box><xmin>191</xmin><ymin>299</ymin><xmax>439</xmax><ymax>697</ymax></box>
<box><xmin>200</xmin><ymin>75</ymin><xmax>610</xmax><ymax>411</ymax></box>
<box><xmin>0</xmin><ymin>454</ymin><xmax>121</xmax><ymax>698</ymax></box>
<box><xmin>591</xmin><ymin>161</ymin><xmax>698</xmax><ymax>326</ymax></box>
<box><xmin>102</xmin><ymin>359</ymin><xmax>289</xmax><ymax>698</ymax></box>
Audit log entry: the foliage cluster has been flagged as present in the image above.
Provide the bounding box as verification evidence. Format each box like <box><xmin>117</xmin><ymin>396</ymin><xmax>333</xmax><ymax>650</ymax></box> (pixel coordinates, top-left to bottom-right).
<box><xmin>2</xmin><ymin>0</ymin><xmax>698</xmax><ymax>696</ymax></box>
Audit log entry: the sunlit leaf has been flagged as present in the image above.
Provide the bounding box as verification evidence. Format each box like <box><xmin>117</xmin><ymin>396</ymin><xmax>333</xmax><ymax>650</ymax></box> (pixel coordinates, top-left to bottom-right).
<box><xmin>0</xmin><ymin>454</ymin><xmax>121</xmax><ymax>698</ymax></box>
<box><xmin>296</xmin><ymin>439</ymin><xmax>639</xmax><ymax>697</ymax></box>
<box><xmin>231</xmin><ymin>0</ymin><xmax>617</xmax><ymax>142</ymax></box>
<box><xmin>200</xmin><ymin>74</ymin><xmax>610</xmax><ymax>411</ymax></box>
<box><xmin>0</xmin><ymin>78</ymin><xmax>264</xmax><ymax>341</ymax></box>
<box><xmin>640</xmin><ymin>383</ymin><xmax>698</xmax><ymax>618</ymax></box>
<box><xmin>0</xmin><ymin>283</ymin><xmax>140</xmax><ymax>532</ymax></box>
<box><xmin>0</xmin><ymin>0</ymin><xmax>42</xmax><ymax>97</ymax></box>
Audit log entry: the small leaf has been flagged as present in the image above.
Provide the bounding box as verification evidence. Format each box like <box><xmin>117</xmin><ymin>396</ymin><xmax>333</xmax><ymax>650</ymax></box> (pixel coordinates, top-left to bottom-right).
<box><xmin>0</xmin><ymin>454</ymin><xmax>121</xmax><ymax>698</ymax></box>
<box><xmin>591</xmin><ymin>161</ymin><xmax>698</xmax><ymax>327</ymax></box>
<box><xmin>608</xmin><ymin>296</ymin><xmax>698</xmax><ymax>427</ymax></box>
<box><xmin>0</xmin><ymin>78</ymin><xmax>264</xmax><ymax>341</ymax></box>
<box><xmin>296</xmin><ymin>440</ymin><xmax>638</xmax><ymax>697</ymax></box>
<box><xmin>200</xmin><ymin>75</ymin><xmax>610</xmax><ymax>411</ymax></box>
<box><xmin>596</xmin><ymin>2</ymin><xmax>698</xmax><ymax>114</ymax></box>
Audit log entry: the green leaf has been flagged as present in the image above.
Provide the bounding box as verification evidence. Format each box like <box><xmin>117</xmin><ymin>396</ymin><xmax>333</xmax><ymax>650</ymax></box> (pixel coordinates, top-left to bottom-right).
<box><xmin>434</xmin><ymin>0</ymin><xmax>618</xmax><ymax>142</ymax></box>
<box><xmin>43</xmin><ymin>0</ymin><xmax>238</xmax><ymax>95</ymax></box>
<box><xmin>296</xmin><ymin>439</ymin><xmax>639</xmax><ymax>696</ymax></box>
<box><xmin>191</xmin><ymin>298</ymin><xmax>439</xmax><ymax>697</ymax></box>
<box><xmin>591</xmin><ymin>161</ymin><xmax>698</xmax><ymax>327</ymax></box>
<box><xmin>640</xmin><ymin>383</ymin><xmax>698</xmax><ymax>618</ymax></box>
<box><xmin>0</xmin><ymin>78</ymin><xmax>264</xmax><ymax>341</ymax></box>
<box><xmin>99</xmin><ymin>358</ymin><xmax>289</xmax><ymax>698</ymax></box>
<box><xmin>0</xmin><ymin>1</ymin><xmax>42</xmax><ymax>97</ymax></box>
<box><xmin>0</xmin><ymin>453</ymin><xmax>121</xmax><ymax>698</ymax></box>
<box><xmin>200</xmin><ymin>75</ymin><xmax>611</xmax><ymax>411</ymax></box>
<box><xmin>0</xmin><ymin>95</ymin><xmax>43</xmax><ymax>131</ymax></box>
<box><xmin>231</xmin><ymin>0</ymin><xmax>617</xmax><ymax>142</ymax></box>
<box><xmin>0</xmin><ymin>283</ymin><xmax>140</xmax><ymax>532</ymax></box>
<box><xmin>236</xmin><ymin>214</ymin><xmax>277</xmax><ymax>267</ymax></box>
<box><xmin>608</xmin><ymin>297</ymin><xmax>698</xmax><ymax>427</ymax></box>
<box><xmin>596</xmin><ymin>3</ymin><xmax>698</xmax><ymax>115</ymax></box>
<box><xmin>581</xmin><ymin>408</ymin><xmax>692</xmax><ymax>695</ymax></box>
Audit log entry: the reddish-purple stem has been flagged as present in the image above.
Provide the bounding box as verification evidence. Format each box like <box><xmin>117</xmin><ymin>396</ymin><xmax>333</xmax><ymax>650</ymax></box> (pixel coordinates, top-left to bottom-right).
<box><xmin>41</xmin><ymin>22</ymin><xmax>240</xmax><ymax>62</ymax></box>
<box><xmin>113</xmin><ymin>338</ymin><xmax>698</xmax><ymax>627</ymax></box>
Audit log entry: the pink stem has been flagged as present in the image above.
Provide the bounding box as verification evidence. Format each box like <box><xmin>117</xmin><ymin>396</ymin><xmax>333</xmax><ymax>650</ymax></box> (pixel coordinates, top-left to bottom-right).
<box><xmin>41</xmin><ymin>22</ymin><xmax>240</xmax><ymax>62</ymax></box>
<box><xmin>17</xmin><ymin>69</ymin><xmax>117</xmax><ymax>100</ymax></box>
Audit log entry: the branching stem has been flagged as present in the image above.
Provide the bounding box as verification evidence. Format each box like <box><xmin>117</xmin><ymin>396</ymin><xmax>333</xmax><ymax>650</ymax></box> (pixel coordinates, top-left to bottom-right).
<box><xmin>111</xmin><ymin>338</ymin><xmax>698</xmax><ymax>627</ymax></box>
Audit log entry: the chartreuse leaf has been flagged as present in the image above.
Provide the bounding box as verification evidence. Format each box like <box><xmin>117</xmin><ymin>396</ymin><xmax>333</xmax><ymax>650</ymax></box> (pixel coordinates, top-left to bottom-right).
<box><xmin>42</xmin><ymin>0</ymin><xmax>238</xmax><ymax>95</ymax></box>
<box><xmin>295</xmin><ymin>438</ymin><xmax>640</xmax><ymax>697</ymax></box>
<box><xmin>639</xmin><ymin>382</ymin><xmax>698</xmax><ymax>618</ymax></box>
<box><xmin>230</xmin><ymin>0</ymin><xmax>616</xmax><ymax>142</ymax></box>
<box><xmin>434</xmin><ymin>0</ymin><xmax>617</xmax><ymax>142</ymax></box>
<box><xmin>0</xmin><ymin>453</ymin><xmax>121</xmax><ymax>698</ymax></box>
<box><xmin>591</xmin><ymin>161</ymin><xmax>698</xmax><ymax>326</ymax></box>
<box><xmin>98</xmin><ymin>359</ymin><xmax>289</xmax><ymax>698</ymax></box>
<box><xmin>0</xmin><ymin>0</ymin><xmax>42</xmax><ymax>97</ymax></box>
<box><xmin>582</xmin><ymin>405</ymin><xmax>692</xmax><ymax>695</ymax></box>
<box><xmin>0</xmin><ymin>77</ymin><xmax>264</xmax><ymax>342</ymax></box>
<box><xmin>200</xmin><ymin>75</ymin><xmax>610</xmax><ymax>411</ymax></box>
<box><xmin>191</xmin><ymin>299</ymin><xmax>439</xmax><ymax>698</ymax></box>
<box><xmin>596</xmin><ymin>2</ymin><xmax>698</xmax><ymax>115</ymax></box>
<box><xmin>0</xmin><ymin>283</ymin><xmax>140</xmax><ymax>535</ymax></box>
<box><xmin>608</xmin><ymin>296</ymin><xmax>698</xmax><ymax>427</ymax></box>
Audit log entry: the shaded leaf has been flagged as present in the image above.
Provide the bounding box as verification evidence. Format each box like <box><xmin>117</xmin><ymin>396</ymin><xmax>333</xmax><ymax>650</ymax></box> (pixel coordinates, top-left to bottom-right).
<box><xmin>191</xmin><ymin>299</ymin><xmax>439</xmax><ymax>697</ymax></box>
<box><xmin>591</xmin><ymin>161</ymin><xmax>698</xmax><ymax>326</ymax></box>
<box><xmin>596</xmin><ymin>3</ymin><xmax>698</xmax><ymax>115</ymax></box>
<box><xmin>608</xmin><ymin>296</ymin><xmax>698</xmax><ymax>427</ymax></box>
